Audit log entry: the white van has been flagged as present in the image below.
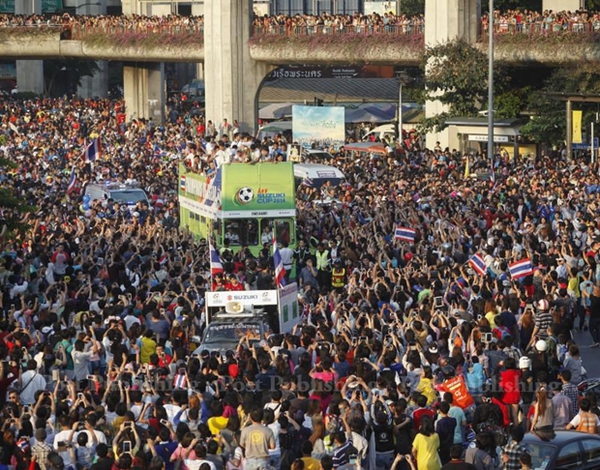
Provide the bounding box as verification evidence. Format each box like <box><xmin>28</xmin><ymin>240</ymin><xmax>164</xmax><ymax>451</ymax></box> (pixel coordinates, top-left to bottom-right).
<box><xmin>293</xmin><ymin>163</ymin><xmax>345</xmax><ymax>189</ymax></box>
<box><xmin>362</xmin><ymin>124</ymin><xmax>397</xmax><ymax>142</ymax></box>
<box><xmin>84</xmin><ymin>182</ymin><xmax>150</xmax><ymax>208</ymax></box>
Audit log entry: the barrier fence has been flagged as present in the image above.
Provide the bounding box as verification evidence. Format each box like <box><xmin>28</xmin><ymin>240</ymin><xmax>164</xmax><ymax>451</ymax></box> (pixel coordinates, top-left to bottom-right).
<box><xmin>0</xmin><ymin>19</ymin><xmax>599</xmax><ymax>39</ymax></box>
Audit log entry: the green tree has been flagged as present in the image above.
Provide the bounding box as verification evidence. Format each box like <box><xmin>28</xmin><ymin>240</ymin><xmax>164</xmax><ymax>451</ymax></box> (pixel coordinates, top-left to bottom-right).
<box><xmin>420</xmin><ymin>39</ymin><xmax>509</xmax><ymax>132</ymax></box>
<box><xmin>0</xmin><ymin>142</ymin><xmax>35</xmax><ymax>233</ymax></box>
<box><xmin>490</xmin><ymin>0</ymin><xmax>542</xmax><ymax>12</ymax></box>
<box><xmin>44</xmin><ymin>59</ymin><xmax>100</xmax><ymax>97</ymax></box>
<box><xmin>520</xmin><ymin>65</ymin><xmax>600</xmax><ymax>146</ymax></box>
<box><xmin>399</xmin><ymin>0</ymin><xmax>424</xmax><ymax>16</ymax></box>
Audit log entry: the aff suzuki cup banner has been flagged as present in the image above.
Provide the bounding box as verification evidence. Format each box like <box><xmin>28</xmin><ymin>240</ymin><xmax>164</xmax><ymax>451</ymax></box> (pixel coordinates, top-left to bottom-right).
<box><xmin>292</xmin><ymin>105</ymin><xmax>345</xmax><ymax>150</ymax></box>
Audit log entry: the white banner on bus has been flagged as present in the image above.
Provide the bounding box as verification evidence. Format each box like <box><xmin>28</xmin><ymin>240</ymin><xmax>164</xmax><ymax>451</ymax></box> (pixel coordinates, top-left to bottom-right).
<box><xmin>206</xmin><ymin>290</ymin><xmax>279</xmax><ymax>307</ymax></box>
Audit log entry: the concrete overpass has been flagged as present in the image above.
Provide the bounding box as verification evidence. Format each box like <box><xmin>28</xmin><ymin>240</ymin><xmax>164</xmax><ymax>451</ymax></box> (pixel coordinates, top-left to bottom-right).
<box><xmin>4</xmin><ymin>0</ymin><xmax>599</xmax><ymax>143</ymax></box>
<box><xmin>3</xmin><ymin>24</ymin><xmax>600</xmax><ymax>66</ymax></box>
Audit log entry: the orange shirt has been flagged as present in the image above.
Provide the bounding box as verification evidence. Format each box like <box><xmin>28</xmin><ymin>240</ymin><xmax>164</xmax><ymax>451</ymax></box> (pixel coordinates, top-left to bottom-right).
<box><xmin>441</xmin><ymin>376</ymin><xmax>474</xmax><ymax>410</ymax></box>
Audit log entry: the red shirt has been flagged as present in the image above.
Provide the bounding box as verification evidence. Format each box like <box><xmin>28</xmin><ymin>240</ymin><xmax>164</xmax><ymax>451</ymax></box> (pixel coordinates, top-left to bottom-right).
<box><xmin>412</xmin><ymin>407</ymin><xmax>436</xmax><ymax>431</ymax></box>
<box><xmin>500</xmin><ymin>369</ymin><xmax>521</xmax><ymax>405</ymax></box>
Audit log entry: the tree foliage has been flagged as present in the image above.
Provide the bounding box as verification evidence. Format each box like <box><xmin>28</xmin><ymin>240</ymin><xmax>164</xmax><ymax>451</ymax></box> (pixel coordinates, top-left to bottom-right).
<box><xmin>490</xmin><ymin>0</ymin><xmax>542</xmax><ymax>12</ymax></box>
<box><xmin>520</xmin><ymin>65</ymin><xmax>600</xmax><ymax>146</ymax></box>
<box><xmin>420</xmin><ymin>39</ymin><xmax>509</xmax><ymax>132</ymax></box>
<box><xmin>0</xmin><ymin>153</ymin><xmax>35</xmax><ymax>233</ymax></box>
<box><xmin>399</xmin><ymin>0</ymin><xmax>424</xmax><ymax>16</ymax></box>
<box><xmin>44</xmin><ymin>59</ymin><xmax>100</xmax><ymax>97</ymax></box>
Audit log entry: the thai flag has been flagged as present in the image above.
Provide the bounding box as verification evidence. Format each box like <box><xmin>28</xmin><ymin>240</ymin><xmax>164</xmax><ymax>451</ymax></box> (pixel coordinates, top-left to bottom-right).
<box><xmin>158</xmin><ymin>254</ymin><xmax>168</xmax><ymax>265</ymax></box>
<box><xmin>272</xmin><ymin>238</ymin><xmax>286</xmax><ymax>288</ymax></box>
<box><xmin>509</xmin><ymin>258</ymin><xmax>533</xmax><ymax>279</ymax></box>
<box><xmin>468</xmin><ymin>253</ymin><xmax>487</xmax><ymax>276</ymax></box>
<box><xmin>84</xmin><ymin>138</ymin><xmax>101</xmax><ymax>162</ymax></box>
<box><xmin>301</xmin><ymin>178</ymin><xmax>314</xmax><ymax>188</ymax></box>
<box><xmin>209</xmin><ymin>242</ymin><xmax>223</xmax><ymax>277</ymax></box>
<box><xmin>180</xmin><ymin>175</ymin><xmax>186</xmax><ymax>192</ymax></box>
<box><xmin>67</xmin><ymin>166</ymin><xmax>76</xmax><ymax>194</ymax></box>
<box><xmin>395</xmin><ymin>226</ymin><xmax>416</xmax><ymax>243</ymax></box>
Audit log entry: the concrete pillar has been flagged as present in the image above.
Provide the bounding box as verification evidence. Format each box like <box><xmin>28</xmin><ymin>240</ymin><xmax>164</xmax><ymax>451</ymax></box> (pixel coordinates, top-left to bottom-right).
<box><xmin>204</xmin><ymin>0</ymin><xmax>274</xmax><ymax>135</ymax></box>
<box><xmin>123</xmin><ymin>63</ymin><xmax>165</xmax><ymax>123</ymax></box>
<box><xmin>196</xmin><ymin>63</ymin><xmax>204</xmax><ymax>81</ymax></box>
<box><xmin>16</xmin><ymin>0</ymin><xmax>43</xmax><ymax>94</ymax></box>
<box><xmin>424</xmin><ymin>0</ymin><xmax>479</xmax><ymax>150</ymax></box>
<box><xmin>76</xmin><ymin>1</ymin><xmax>109</xmax><ymax>99</ymax></box>
<box><xmin>78</xmin><ymin>61</ymin><xmax>109</xmax><ymax>98</ymax></box>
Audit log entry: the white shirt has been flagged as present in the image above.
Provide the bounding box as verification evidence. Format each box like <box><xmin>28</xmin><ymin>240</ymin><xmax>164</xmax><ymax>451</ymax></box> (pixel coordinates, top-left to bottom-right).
<box><xmin>73</xmin><ymin>430</ymin><xmax>107</xmax><ymax>447</ymax></box>
<box><xmin>20</xmin><ymin>370</ymin><xmax>47</xmax><ymax>405</ymax></box>
<box><xmin>163</xmin><ymin>403</ymin><xmax>182</xmax><ymax>422</ymax></box>
<box><xmin>279</xmin><ymin>247</ymin><xmax>294</xmax><ymax>267</ymax></box>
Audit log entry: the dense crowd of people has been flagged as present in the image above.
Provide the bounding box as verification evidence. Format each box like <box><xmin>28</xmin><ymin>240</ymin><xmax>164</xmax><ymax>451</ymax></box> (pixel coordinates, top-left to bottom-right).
<box><xmin>2</xmin><ymin>9</ymin><xmax>600</xmax><ymax>37</ymax></box>
<box><xmin>1</xmin><ymin>91</ymin><xmax>600</xmax><ymax>470</ymax></box>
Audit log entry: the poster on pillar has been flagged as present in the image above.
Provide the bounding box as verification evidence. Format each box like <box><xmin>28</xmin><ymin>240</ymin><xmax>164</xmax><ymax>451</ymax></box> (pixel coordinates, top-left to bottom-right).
<box><xmin>292</xmin><ymin>106</ymin><xmax>345</xmax><ymax>150</ymax></box>
<box><xmin>572</xmin><ymin>110</ymin><xmax>583</xmax><ymax>144</ymax></box>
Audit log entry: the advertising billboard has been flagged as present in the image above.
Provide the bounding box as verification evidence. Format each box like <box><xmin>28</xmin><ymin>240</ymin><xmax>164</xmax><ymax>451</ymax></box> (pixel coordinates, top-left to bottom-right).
<box><xmin>292</xmin><ymin>105</ymin><xmax>345</xmax><ymax>149</ymax></box>
<box><xmin>179</xmin><ymin>162</ymin><xmax>296</xmax><ymax>220</ymax></box>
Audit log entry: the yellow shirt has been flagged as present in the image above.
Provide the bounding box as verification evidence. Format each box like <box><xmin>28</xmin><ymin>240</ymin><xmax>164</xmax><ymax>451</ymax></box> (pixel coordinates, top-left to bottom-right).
<box><xmin>412</xmin><ymin>433</ymin><xmax>441</xmax><ymax>470</ymax></box>
<box><xmin>208</xmin><ymin>416</ymin><xmax>229</xmax><ymax>436</ymax></box>
<box><xmin>301</xmin><ymin>457</ymin><xmax>320</xmax><ymax>470</ymax></box>
<box><xmin>416</xmin><ymin>377</ymin><xmax>437</xmax><ymax>405</ymax></box>
<box><xmin>485</xmin><ymin>310</ymin><xmax>497</xmax><ymax>328</ymax></box>
<box><xmin>140</xmin><ymin>336</ymin><xmax>157</xmax><ymax>364</ymax></box>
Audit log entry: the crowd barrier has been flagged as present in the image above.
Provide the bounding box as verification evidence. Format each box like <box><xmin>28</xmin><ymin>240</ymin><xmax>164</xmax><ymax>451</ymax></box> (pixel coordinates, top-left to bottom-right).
<box><xmin>0</xmin><ymin>18</ymin><xmax>598</xmax><ymax>39</ymax></box>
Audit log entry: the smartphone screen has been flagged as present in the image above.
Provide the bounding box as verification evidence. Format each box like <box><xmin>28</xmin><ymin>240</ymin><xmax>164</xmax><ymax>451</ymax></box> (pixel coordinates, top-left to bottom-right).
<box><xmin>123</xmin><ymin>441</ymin><xmax>132</xmax><ymax>453</ymax></box>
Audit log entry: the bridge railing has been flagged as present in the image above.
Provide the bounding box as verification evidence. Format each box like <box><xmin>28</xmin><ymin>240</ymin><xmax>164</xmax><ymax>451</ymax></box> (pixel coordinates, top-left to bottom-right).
<box><xmin>69</xmin><ymin>23</ymin><xmax>204</xmax><ymax>39</ymax></box>
<box><xmin>484</xmin><ymin>20</ymin><xmax>600</xmax><ymax>34</ymax></box>
<box><xmin>252</xmin><ymin>23</ymin><xmax>424</xmax><ymax>36</ymax></box>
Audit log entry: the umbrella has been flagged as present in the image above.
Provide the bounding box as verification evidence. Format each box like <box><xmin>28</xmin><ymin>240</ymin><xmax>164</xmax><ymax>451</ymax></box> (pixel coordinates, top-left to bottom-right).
<box><xmin>344</xmin><ymin>142</ymin><xmax>388</xmax><ymax>155</ymax></box>
<box><xmin>259</xmin><ymin>120</ymin><xmax>293</xmax><ymax>133</ymax></box>
<box><xmin>259</xmin><ymin>103</ymin><xmax>293</xmax><ymax>120</ymax></box>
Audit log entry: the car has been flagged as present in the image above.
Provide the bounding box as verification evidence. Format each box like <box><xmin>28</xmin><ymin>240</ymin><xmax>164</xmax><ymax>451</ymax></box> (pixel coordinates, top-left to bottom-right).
<box><xmin>84</xmin><ymin>182</ymin><xmax>150</xmax><ymax>208</ymax></box>
<box><xmin>578</xmin><ymin>378</ymin><xmax>600</xmax><ymax>399</ymax></box>
<box><xmin>302</xmin><ymin>148</ymin><xmax>335</xmax><ymax>163</ymax></box>
<box><xmin>521</xmin><ymin>430</ymin><xmax>600</xmax><ymax>469</ymax></box>
<box><xmin>192</xmin><ymin>315</ymin><xmax>272</xmax><ymax>358</ymax></box>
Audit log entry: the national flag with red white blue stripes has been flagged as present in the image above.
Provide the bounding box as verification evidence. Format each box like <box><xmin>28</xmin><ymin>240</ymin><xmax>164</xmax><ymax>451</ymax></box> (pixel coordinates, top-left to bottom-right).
<box><xmin>84</xmin><ymin>138</ymin><xmax>101</xmax><ymax>162</ymax></box>
<box><xmin>272</xmin><ymin>238</ymin><xmax>286</xmax><ymax>288</ymax></box>
<box><xmin>394</xmin><ymin>226</ymin><xmax>416</xmax><ymax>243</ymax></box>
<box><xmin>67</xmin><ymin>166</ymin><xmax>77</xmax><ymax>194</ymax></box>
<box><xmin>180</xmin><ymin>175</ymin><xmax>186</xmax><ymax>192</ymax></box>
<box><xmin>468</xmin><ymin>253</ymin><xmax>487</xmax><ymax>276</ymax></box>
<box><xmin>509</xmin><ymin>258</ymin><xmax>533</xmax><ymax>279</ymax></box>
<box><xmin>209</xmin><ymin>242</ymin><xmax>223</xmax><ymax>278</ymax></box>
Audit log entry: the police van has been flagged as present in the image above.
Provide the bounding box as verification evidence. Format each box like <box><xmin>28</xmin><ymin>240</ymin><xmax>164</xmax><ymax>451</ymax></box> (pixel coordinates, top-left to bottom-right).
<box><xmin>84</xmin><ymin>182</ymin><xmax>150</xmax><ymax>208</ymax></box>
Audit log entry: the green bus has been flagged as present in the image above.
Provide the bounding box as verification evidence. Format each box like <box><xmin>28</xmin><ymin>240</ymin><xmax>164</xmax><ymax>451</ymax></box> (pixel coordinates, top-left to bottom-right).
<box><xmin>178</xmin><ymin>162</ymin><xmax>296</xmax><ymax>255</ymax></box>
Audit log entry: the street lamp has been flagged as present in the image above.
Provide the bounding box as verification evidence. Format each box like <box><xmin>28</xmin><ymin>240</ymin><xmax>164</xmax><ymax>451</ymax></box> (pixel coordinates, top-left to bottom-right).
<box><xmin>396</xmin><ymin>71</ymin><xmax>409</xmax><ymax>142</ymax></box>
<box><xmin>487</xmin><ymin>0</ymin><xmax>494</xmax><ymax>165</ymax></box>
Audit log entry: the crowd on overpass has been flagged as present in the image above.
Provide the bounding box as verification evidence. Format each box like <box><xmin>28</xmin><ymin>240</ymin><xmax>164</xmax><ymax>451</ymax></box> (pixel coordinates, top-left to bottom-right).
<box><xmin>2</xmin><ymin>8</ymin><xmax>600</xmax><ymax>37</ymax></box>
<box><xmin>1</xmin><ymin>91</ymin><xmax>600</xmax><ymax>470</ymax></box>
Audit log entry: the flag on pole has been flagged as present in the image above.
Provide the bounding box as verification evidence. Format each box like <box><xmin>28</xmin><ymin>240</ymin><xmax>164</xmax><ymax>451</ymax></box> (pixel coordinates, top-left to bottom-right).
<box><xmin>468</xmin><ymin>253</ymin><xmax>487</xmax><ymax>276</ymax></box>
<box><xmin>509</xmin><ymin>258</ymin><xmax>533</xmax><ymax>279</ymax></box>
<box><xmin>83</xmin><ymin>138</ymin><xmax>101</xmax><ymax>162</ymax></box>
<box><xmin>394</xmin><ymin>226</ymin><xmax>416</xmax><ymax>243</ymax></box>
<box><xmin>272</xmin><ymin>238</ymin><xmax>286</xmax><ymax>288</ymax></box>
<box><xmin>67</xmin><ymin>166</ymin><xmax>77</xmax><ymax>194</ymax></box>
<box><xmin>209</xmin><ymin>242</ymin><xmax>223</xmax><ymax>278</ymax></box>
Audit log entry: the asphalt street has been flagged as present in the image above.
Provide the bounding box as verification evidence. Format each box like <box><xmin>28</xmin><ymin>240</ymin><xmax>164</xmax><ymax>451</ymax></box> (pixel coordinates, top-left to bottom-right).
<box><xmin>575</xmin><ymin>328</ymin><xmax>600</xmax><ymax>379</ymax></box>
